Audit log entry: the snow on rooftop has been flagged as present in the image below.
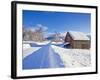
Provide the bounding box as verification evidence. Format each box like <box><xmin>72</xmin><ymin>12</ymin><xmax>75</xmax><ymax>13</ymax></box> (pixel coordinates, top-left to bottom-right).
<box><xmin>68</xmin><ymin>31</ymin><xmax>90</xmax><ymax>40</ymax></box>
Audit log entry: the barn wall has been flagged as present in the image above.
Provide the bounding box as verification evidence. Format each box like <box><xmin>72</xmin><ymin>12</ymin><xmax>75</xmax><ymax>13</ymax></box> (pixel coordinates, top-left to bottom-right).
<box><xmin>72</xmin><ymin>40</ymin><xmax>90</xmax><ymax>49</ymax></box>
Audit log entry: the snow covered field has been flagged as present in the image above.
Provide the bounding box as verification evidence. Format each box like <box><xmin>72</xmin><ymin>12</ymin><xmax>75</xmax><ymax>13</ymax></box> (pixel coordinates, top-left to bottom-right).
<box><xmin>22</xmin><ymin>41</ymin><xmax>91</xmax><ymax>69</ymax></box>
<box><xmin>23</xmin><ymin>41</ymin><xmax>50</xmax><ymax>59</ymax></box>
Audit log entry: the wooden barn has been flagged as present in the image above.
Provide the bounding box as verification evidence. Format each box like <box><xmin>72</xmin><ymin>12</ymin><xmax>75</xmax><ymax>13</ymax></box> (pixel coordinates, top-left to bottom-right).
<box><xmin>64</xmin><ymin>31</ymin><xmax>90</xmax><ymax>49</ymax></box>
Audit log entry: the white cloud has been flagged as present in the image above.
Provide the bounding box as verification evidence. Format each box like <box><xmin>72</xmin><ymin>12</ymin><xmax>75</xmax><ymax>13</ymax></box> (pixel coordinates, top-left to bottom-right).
<box><xmin>35</xmin><ymin>24</ymin><xmax>48</xmax><ymax>31</ymax></box>
<box><xmin>25</xmin><ymin>24</ymin><xmax>48</xmax><ymax>32</ymax></box>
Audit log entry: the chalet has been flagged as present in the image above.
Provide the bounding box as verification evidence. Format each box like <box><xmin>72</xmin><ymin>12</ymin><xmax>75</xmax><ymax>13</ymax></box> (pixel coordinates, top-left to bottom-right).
<box><xmin>64</xmin><ymin>31</ymin><xmax>90</xmax><ymax>49</ymax></box>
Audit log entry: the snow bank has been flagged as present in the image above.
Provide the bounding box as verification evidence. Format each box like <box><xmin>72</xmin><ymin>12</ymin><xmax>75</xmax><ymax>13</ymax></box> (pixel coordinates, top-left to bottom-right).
<box><xmin>51</xmin><ymin>45</ymin><xmax>91</xmax><ymax>67</ymax></box>
<box><xmin>23</xmin><ymin>41</ymin><xmax>50</xmax><ymax>45</ymax></box>
<box><xmin>23</xmin><ymin>44</ymin><xmax>31</xmax><ymax>50</ymax></box>
<box><xmin>51</xmin><ymin>42</ymin><xmax>64</xmax><ymax>44</ymax></box>
<box><xmin>35</xmin><ymin>41</ymin><xmax>50</xmax><ymax>45</ymax></box>
<box><xmin>23</xmin><ymin>43</ymin><xmax>42</xmax><ymax>58</ymax></box>
<box><xmin>23</xmin><ymin>47</ymin><xmax>41</xmax><ymax>59</ymax></box>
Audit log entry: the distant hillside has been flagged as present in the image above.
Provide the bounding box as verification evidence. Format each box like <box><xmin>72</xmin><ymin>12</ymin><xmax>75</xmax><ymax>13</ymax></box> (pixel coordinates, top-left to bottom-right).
<box><xmin>86</xmin><ymin>35</ymin><xmax>91</xmax><ymax>39</ymax></box>
<box><xmin>46</xmin><ymin>33</ymin><xmax>65</xmax><ymax>41</ymax></box>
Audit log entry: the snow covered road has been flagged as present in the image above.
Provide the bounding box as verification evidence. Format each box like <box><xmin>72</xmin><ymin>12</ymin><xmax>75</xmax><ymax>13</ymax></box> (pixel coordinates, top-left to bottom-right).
<box><xmin>23</xmin><ymin>43</ymin><xmax>65</xmax><ymax>69</ymax></box>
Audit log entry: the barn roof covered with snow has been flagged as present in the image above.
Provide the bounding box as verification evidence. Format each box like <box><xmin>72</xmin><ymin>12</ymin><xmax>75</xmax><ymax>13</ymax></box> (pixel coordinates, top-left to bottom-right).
<box><xmin>68</xmin><ymin>31</ymin><xmax>90</xmax><ymax>40</ymax></box>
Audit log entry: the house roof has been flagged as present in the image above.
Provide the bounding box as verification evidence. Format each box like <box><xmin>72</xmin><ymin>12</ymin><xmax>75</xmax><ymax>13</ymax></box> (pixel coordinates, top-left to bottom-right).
<box><xmin>68</xmin><ymin>31</ymin><xmax>90</xmax><ymax>40</ymax></box>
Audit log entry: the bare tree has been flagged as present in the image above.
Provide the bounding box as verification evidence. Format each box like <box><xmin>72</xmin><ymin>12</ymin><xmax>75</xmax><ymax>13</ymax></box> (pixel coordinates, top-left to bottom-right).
<box><xmin>52</xmin><ymin>32</ymin><xmax>62</xmax><ymax>42</ymax></box>
<box><xmin>23</xmin><ymin>27</ymin><xmax>33</xmax><ymax>41</ymax></box>
<box><xmin>23</xmin><ymin>24</ymin><xmax>48</xmax><ymax>42</ymax></box>
<box><xmin>31</xmin><ymin>27</ymin><xmax>45</xmax><ymax>41</ymax></box>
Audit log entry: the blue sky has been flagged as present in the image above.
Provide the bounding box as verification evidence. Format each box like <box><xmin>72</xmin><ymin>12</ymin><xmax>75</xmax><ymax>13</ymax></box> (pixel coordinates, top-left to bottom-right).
<box><xmin>23</xmin><ymin>10</ymin><xmax>91</xmax><ymax>34</ymax></box>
